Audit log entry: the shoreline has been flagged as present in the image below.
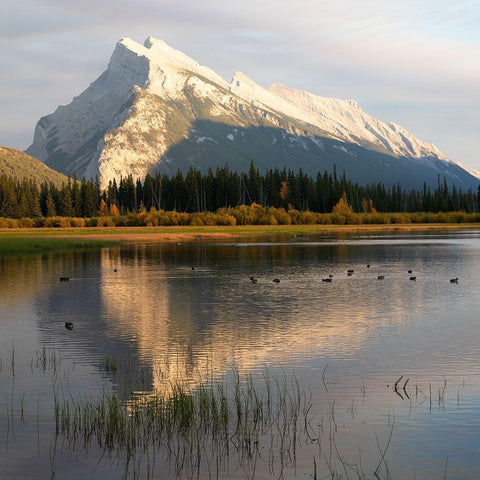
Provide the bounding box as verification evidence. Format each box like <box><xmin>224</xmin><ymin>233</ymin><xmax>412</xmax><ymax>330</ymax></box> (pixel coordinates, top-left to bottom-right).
<box><xmin>1</xmin><ymin>223</ymin><xmax>480</xmax><ymax>244</ymax></box>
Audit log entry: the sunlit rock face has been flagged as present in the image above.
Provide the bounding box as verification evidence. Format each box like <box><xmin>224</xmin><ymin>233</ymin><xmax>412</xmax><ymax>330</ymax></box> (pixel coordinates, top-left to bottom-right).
<box><xmin>27</xmin><ymin>37</ymin><xmax>479</xmax><ymax>190</ymax></box>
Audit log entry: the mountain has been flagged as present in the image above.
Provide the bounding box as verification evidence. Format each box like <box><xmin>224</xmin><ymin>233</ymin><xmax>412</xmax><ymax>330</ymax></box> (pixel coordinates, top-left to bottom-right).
<box><xmin>26</xmin><ymin>37</ymin><xmax>480</xmax><ymax>190</ymax></box>
<box><xmin>0</xmin><ymin>146</ymin><xmax>68</xmax><ymax>186</ymax></box>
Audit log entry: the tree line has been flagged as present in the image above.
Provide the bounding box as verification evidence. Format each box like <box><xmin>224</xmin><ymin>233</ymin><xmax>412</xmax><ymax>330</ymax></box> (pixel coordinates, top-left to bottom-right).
<box><xmin>1</xmin><ymin>161</ymin><xmax>480</xmax><ymax>219</ymax></box>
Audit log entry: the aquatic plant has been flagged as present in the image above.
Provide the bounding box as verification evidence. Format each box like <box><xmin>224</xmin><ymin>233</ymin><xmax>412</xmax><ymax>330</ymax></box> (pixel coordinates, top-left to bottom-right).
<box><xmin>54</xmin><ymin>366</ymin><xmax>312</xmax><ymax>478</ymax></box>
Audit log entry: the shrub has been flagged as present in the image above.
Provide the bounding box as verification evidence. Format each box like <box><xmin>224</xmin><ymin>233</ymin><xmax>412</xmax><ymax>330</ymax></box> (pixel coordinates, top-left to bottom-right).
<box><xmin>177</xmin><ymin>213</ymin><xmax>190</xmax><ymax>225</ymax></box>
<box><xmin>409</xmin><ymin>212</ymin><xmax>430</xmax><ymax>223</ymax></box>
<box><xmin>299</xmin><ymin>211</ymin><xmax>318</xmax><ymax>225</ymax></box>
<box><xmin>0</xmin><ymin>218</ymin><xmax>19</xmax><ymax>228</ymax></box>
<box><xmin>142</xmin><ymin>213</ymin><xmax>158</xmax><ymax>227</ymax></box>
<box><xmin>125</xmin><ymin>215</ymin><xmax>139</xmax><ymax>226</ymax></box>
<box><xmin>216</xmin><ymin>213</ymin><xmax>236</xmax><ymax>226</ymax></box>
<box><xmin>112</xmin><ymin>216</ymin><xmax>128</xmax><ymax>227</ymax></box>
<box><xmin>135</xmin><ymin>212</ymin><xmax>148</xmax><ymax>226</ymax></box>
<box><xmin>288</xmin><ymin>209</ymin><xmax>302</xmax><ymax>225</ymax></box>
<box><xmin>330</xmin><ymin>213</ymin><xmax>347</xmax><ymax>225</ymax></box>
<box><xmin>18</xmin><ymin>218</ymin><xmax>35</xmax><ymax>228</ymax></box>
<box><xmin>390</xmin><ymin>213</ymin><xmax>410</xmax><ymax>224</ymax></box>
<box><xmin>6</xmin><ymin>218</ymin><xmax>19</xmax><ymax>228</ymax></box>
<box><xmin>188</xmin><ymin>213</ymin><xmax>205</xmax><ymax>226</ymax></box>
<box><xmin>70</xmin><ymin>217</ymin><xmax>85</xmax><ymax>228</ymax></box>
<box><xmin>85</xmin><ymin>217</ymin><xmax>99</xmax><ymax>227</ymax></box>
<box><xmin>96</xmin><ymin>217</ymin><xmax>115</xmax><ymax>227</ymax></box>
<box><xmin>445</xmin><ymin>211</ymin><xmax>468</xmax><ymax>223</ymax></box>
<box><xmin>362</xmin><ymin>212</ymin><xmax>390</xmax><ymax>224</ymax></box>
<box><xmin>271</xmin><ymin>207</ymin><xmax>291</xmax><ymax>225</ymax></box>
<box><xmin>157</xmin><ymin>210</ymin><xmax>177</xmax><ymax>226</ymax></box>
<box><xmin>43</xmin><ymin>216</ymin><xmax>71</xmax><ymax>228</ymax></box>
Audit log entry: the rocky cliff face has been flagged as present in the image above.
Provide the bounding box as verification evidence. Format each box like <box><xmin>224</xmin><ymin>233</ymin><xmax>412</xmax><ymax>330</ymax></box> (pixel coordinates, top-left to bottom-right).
<box><xmin>27</xmin><ymin>37</ymin><xmax>479</xmax><ymax>190</ymax></box>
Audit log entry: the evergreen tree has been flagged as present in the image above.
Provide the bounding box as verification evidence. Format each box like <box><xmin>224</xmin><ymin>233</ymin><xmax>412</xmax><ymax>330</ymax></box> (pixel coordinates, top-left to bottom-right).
<box><xmin>0</xmin><ymin>179</ymin><xmax>17</xmax><ymax>218</ymax></box>
<box><xmin>45</xmin><ymin>191</ymin><xmax>56</xmax><ymax>217</ymax></box>
<box><xmin>72</xmin><ymin>173</ymin><xmax>83</xmax><ymax>217</ymax></box>
<box><xmin>58</xmin><ymin>182</ymin><xmax>74</xmax><ymax>217</ymax></box>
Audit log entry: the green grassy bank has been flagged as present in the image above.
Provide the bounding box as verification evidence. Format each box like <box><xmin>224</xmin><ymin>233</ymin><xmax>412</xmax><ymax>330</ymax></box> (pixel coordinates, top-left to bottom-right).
<box><xmin>1</xmin><ymin>223</ymin><xmax>480</xmax><ymax>255</ymax></box>
<box><xmin>0</xmin><ymin>236</ymin><xmax>119</xmax><ymax>255</ymax></box>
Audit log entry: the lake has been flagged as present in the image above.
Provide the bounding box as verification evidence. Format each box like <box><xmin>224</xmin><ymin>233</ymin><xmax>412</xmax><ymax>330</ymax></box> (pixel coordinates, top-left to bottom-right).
<box><xmin>1</xmin><ymin>230</ymin><xmax>480</xmax><ymax>479</ymax></box>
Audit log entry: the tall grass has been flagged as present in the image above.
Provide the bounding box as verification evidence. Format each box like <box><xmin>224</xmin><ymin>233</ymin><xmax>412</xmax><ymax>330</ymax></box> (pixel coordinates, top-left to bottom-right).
<box><xmin>55</xmin><ymin>366</ymin><xmax>309</xmax><ymax>478</ymax></box>
<box><xmin>0</xmin><ymin>347</ymin><xmax>458</xmax><ymax>479</ymax></box>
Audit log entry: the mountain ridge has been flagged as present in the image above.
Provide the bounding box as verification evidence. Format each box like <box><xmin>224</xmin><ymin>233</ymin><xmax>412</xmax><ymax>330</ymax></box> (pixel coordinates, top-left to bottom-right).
<box><xmin>0</xmin><ymin>147</ymin><xmax>69</xmax><ymax>187</ymax></box>
<box><xmin>26</xmin><ymin>36</ymin><xmax>479</xmax><ymax>190</ymax></box>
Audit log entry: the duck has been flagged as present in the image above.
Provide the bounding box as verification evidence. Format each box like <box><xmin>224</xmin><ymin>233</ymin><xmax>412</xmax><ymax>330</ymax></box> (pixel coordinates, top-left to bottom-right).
<box><xmin>59</xmin><ymin>277</ymin><xmax>70</xmax><ymax>282</ymax></box>
<box><xmin>450</xmin><ymin>278</ymin><xmax>459</xmax><ymax>283</ymax></box>
<box><xmin>322</xmin><ymin>278</ymin><xmax>333</xmax><ymax>283</ymax></box>
<box><xmin>272</xmin><ymin>278</ymin><xmax>280</xmax><ymax>283</ymax></box>
<box><xmin>65</xmin><ymin>322</ymin><xmax>74</xmax><ymax>330</ymax></box>
<box><xmin>377</xmin><ymin>275</ymin><xmax>385</xmax><ymax>280</ymax></box>
<box><xmin>409</xmin><ymin>276</ymin><xmax>416</xmax><ymax>281</ymax></box>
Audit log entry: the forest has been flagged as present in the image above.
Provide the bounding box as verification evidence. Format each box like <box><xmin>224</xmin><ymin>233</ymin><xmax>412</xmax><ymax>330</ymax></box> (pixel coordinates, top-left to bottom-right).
<box><xmin>1</xmin><ymin>162</ymin><xmax>480</xmax><ymax>226</ymax></box>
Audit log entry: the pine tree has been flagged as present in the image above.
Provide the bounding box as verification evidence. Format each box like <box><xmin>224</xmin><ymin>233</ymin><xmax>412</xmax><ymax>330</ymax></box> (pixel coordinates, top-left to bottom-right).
<box><xmin>45</xmin><ymin>191</ymin><xmax>56</xmax><ymax>217</ymax></box>
<box><xmin>72</xmin><ymin>173</ymin><xmax>83</xmax><ymax>217</ymax></box>
<box><xmin>0</xmin><ymin>180</ymin><xmax>17</xmax><ymax>218</ymax></box>
<box><xmin>58</xmin><ymin>182</ymin><xmax>74</xmax><ymax>217</ymax></box>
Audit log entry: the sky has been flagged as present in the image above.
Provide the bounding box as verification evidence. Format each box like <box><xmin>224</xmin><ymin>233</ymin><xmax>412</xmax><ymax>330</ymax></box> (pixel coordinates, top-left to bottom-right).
<box><xmin>1</xmin><ymin>0</ymin><xmax>479</xmax><ymax>170</ymax></box>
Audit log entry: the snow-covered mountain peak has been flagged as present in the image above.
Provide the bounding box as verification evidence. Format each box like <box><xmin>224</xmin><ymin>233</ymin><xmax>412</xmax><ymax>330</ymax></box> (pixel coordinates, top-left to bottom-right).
<box><xmin>346</xmin><ymin>99</ymin><xmax>360</xmax><ymax>109</ymax></box>
<box><xmin>230</xmin><ymin>72</ymin><xmax>316</xmax><ymax>121</ymax></box>
<box><xmin>267</xmin><ymin>82</ymin><xmax>450</xmax><ymax>159</ymax></box>
<box><xmin>143</xmin><ymin>36</ymin><xmax>201</xmax><ymax>72</ymax></box>
<box><xmin>26</xmin><ymin>36</ymin><xmax>479</xmax><ymax>190</ymax></box>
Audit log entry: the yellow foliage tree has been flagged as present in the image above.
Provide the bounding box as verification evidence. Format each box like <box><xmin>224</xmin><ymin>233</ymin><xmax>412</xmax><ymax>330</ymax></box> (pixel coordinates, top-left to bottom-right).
<box><xmin>109</xmin><ymin>204</ymin><xmax>120</xmax><ymax>217</ymax></box>
<box><xmin>332</xmin><ymin>193</ymin><xmax>353</xmax><ymax>215</ymax></box>
<box><xmin>98</xmin><ymin>198</ymin><xmax>107</xmax><ymax>217</ymax></box>
<box><xmin>279</xmin><ymin>181</ymin><xmax>289</xmax><ymax>202</ymax></box>
<box><xmin>361</xmin><ymin>197</ymin><xmax>377</xmax><ymax>213</ymax></box>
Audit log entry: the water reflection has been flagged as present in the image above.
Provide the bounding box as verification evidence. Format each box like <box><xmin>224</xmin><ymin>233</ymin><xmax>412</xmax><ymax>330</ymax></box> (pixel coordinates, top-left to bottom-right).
<box><xmin>2</xmin><ymin>232</ymin><xmax>480</xmax><ymax>478</ymax></box>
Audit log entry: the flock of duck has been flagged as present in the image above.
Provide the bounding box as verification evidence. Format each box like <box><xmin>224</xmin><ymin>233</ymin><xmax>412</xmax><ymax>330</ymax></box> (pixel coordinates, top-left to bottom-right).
<box><xmin>248</xmin><ymin>266</ymin><xmax>460</xmax><ymax>285</ymax></box>
<box><xmin>59</xmin><ymin>265</ymin><xmax>459</xmax><ymax>330</ymax></box>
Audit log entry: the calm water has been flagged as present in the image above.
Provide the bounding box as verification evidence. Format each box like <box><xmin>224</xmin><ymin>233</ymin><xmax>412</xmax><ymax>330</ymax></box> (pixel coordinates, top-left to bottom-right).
<box><xmin>1</xmin><ymin>231</ymin><xmax>480</xmax><ymax>479</ymax></box>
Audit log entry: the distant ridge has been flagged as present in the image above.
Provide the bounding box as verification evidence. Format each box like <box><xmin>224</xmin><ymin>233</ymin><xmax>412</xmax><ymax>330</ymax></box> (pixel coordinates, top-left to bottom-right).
<box><xmin>0</xmin><ymin>147</ymin><xmax>68</xmax><ymax>187</ymax></box>
<box><xmin>27</xmin><ymin>36</ymin><xmax>480</xmax><ymax>190</ymax></box>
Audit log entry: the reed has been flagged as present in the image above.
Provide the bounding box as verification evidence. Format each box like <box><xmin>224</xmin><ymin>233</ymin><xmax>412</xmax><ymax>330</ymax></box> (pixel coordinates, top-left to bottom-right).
<box><xmin>0</xmin><ymin>348</ymin><xmax>461</xmax><ymax>478</ymax></box>
<box><xmin>54</xmin><ymin>366</ymin><xmax>309</xmax><ymax>477</ymax></box>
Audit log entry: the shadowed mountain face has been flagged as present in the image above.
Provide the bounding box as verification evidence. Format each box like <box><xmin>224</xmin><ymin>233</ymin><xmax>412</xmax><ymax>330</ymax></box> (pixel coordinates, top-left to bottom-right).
<box><xmin>26</xmin><ymin>36</ymin><xmax>479</xmax><ymax>190</ymax></box>
<box><xmin>156</xmin><ymin>120</ymin><xmax>477</xmax><ymax>190</ymax></box>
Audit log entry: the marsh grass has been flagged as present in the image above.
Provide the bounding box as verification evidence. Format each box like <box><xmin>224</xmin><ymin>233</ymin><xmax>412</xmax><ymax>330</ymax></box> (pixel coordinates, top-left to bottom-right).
<box><xmin>55</xmin><ymin>366</ymin><xmax>310</xmax><ymax>478</ymax></box>
<box><xmin>0</xmin><ymin>348</ymin><xmax>459</xmax><ymax>479</ymax></box>
<box><xmin>0</xmin><ymin>236</ymin><xmax>118</xmax><ymax>255</ymax></box>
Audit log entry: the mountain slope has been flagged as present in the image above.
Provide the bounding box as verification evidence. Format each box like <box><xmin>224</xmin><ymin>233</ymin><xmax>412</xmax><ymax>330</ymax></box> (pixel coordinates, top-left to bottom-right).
<box><xmin>0</xmin><ymin>147</ymin><xmax>68</xmax><ymax>186</ymax></box>
<box><xmin>27</xmin><ymin>37</ymin><xmax>479</xmax><ymax>190</ymax></box>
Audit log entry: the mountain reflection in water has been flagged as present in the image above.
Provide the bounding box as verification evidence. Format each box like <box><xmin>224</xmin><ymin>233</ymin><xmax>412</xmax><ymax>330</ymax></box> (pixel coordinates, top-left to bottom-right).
<box><xmin>1</xmin><ymin>231</ymin><xmax>480</xmax><ymax>479</ymax></box>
